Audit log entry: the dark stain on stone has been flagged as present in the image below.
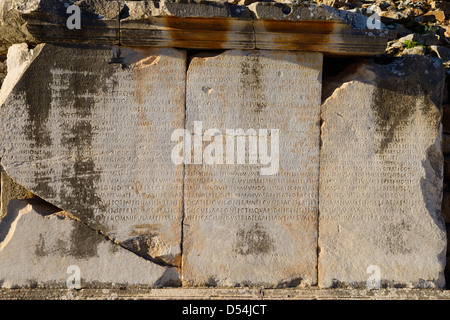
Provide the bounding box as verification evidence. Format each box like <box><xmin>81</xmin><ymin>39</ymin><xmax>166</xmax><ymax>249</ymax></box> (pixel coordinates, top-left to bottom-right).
<box><xmin>330</xmin><ymin>279</ymin><xmax>408</xmax><ymax>289</ymax></box>
<box><xmin>33</xmin><ymin>211</ymin><xmax>103</xmax><ymax>259</ymax></box>
<box><xmin>59</xmin><ymin>157</ymin><xmax>105</xmax><ymax>230</ymax></box>
<box><xmin>61</xmin><ymin>121</ymin><xmax>93</xmax><ymax>150</ymax></box>
<box><xmin>53</xmin><ymin>44</ymin><xmax>116</xmax><ymax>232</ymax></box>
<box><xmin>17</xmin><ymin>52</ymin><xmax>53</xmax><ymax>149</ymax></box>
<box><xmin>26</xmin><ymin>280</ymin><xmax>38</xmax><ymax>289</ymax></box>
<box><xmin>206</xmin><ymin>276</ymin><xmax>218</xmax><ymax>287</ymax></box>
<box><xmin>16</xmin><ymin>46</ymin><xmax>55</xmax><ymax>200</ymax></box>
<box><xmin>372</xmin><ymin>57</ymin><xmax>443</xmax><ymax>154</ymax></box>
<box><xmin>234</xmin><ymin>223</ymin><xmax>275</xmax><ymax>256</ymax></box>
<box><xmin>68</xmin><ymin>222</ymin><xmax>103</xmax><ymax>259</ymax></box>
<box><xmin>33</xmin><ymin>177</ymin><xmax>57</xmax><ymax>199</ymax></box>
<box><xmin>382</xmin><ymin>221</ymin><xmax>413</xmax><ymax>255</ymax></box>
<box><xmin>56</xmin><ymin>238</ymin><xmax>67</xmax><ymax>252</ymax></box>
<box><xmin>240</xmin><ymin>54</ymin><xmax>266</xmax><ymax>114</ymax></box>
<box><xmin>330</xmin><ymin>279</ymin><xmax>362</xmax><ymax>289</ymax></box>
<box><xmin>12</xmin><ymin>44</ymin><xmax>119</xmax><ymax>229</ymax></box>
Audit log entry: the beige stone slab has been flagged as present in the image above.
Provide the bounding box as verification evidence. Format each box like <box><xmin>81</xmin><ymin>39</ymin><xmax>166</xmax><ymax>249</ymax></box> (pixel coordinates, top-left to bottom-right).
<box><xmin>0</xmin><ymin>199</ymin><xmax>178</xmax><ymax>288</ymax></box>
<box><xmin>3</xmin><ymin>287</ymin><xmax>450</xmax><ymax>300</ymax></box>
<box><xmin>319</xmin><ymin>56</ymin><xmax>447</xmax><ymax>288</ymax></box>
<box><xmin>120</xmin><ymin>1</ymin><xmax>255</xmax><ymax>49</ymax></box>
<box><xmin>0</xmin><ymin>43</ymin><xmax>186</xmax><ymax>266</ymax></box>
<box><xmin>182</xmin><ymin>50</ymin><xmax>322</xmax><ymax>287</ymax></box>
<box><xmin>0</xmin><ymin>0</ymin><xmax>121</xmax><ymax>49</ymax></box>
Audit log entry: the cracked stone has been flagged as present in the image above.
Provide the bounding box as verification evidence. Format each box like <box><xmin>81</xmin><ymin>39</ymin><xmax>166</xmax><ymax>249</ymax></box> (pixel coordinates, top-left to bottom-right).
<box><xmin>0</xmin><ymin>198</ymin><xmax>179</xmax><ymax>288</ymax></box>
<box><xmin>319</xmin><ymin>56</ymin><xmax>447</xmax><ymax>288</ymax></box>
<box><xmin>0</xmin><ymin>0</ymin><xmax>121</xmax><ymax>51</ymax></box>
<box><xmin>0</xmin><ymin>43</ymin><xmax>185</xmax><ymax>266</ymax></box>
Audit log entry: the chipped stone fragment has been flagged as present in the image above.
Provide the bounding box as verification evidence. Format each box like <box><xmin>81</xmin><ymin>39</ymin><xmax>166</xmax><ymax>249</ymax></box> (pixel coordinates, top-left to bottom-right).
<box><xmin>182</xmin><ymin>50</ymin><xmax>322</xmax><ymax>287</ymax></box>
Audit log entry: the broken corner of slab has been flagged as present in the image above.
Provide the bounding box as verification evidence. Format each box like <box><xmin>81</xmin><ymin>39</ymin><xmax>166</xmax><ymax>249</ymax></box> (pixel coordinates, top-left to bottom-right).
<box><xmin>182</xmin><ymin>49</ymin><xmax>322</xmax><ymax>287</ymax></box>
<box><xmin>0</xmin><ymin>198</ymin><xmax>181</xmax><ymax>289</ymax></box>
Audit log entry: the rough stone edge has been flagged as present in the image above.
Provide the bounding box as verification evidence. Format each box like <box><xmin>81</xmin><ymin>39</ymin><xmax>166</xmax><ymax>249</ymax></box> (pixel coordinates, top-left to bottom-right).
<box><xmin>0</xmin><ymin>42</ymin><xmax>186</xmax><ymax>271</ymax></box>
<box><xmin>0</xmin><ymin>43</ymin><xmax>44</xmax><ymax>108</ymax></box>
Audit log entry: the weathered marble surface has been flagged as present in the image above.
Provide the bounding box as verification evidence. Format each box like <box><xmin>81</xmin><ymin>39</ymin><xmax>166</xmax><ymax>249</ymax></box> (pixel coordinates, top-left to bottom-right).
<box><xmin>319</xmin><ymin>56</ymin><xmax>447</xmax><ymax>288</ymax></box>
<box><xmin>121</xmin><ymin>0</ymin><xmax>391</xmax><ymax>54</ymax></box>
<box><xmin>0</xmin><ymin>199</ymin><xmax>179</xmax><ymax>288</ymax></box>
<box><xmin>0</xmin><ymin>0</ymin><xmax>390</xmax><ymax>55</ymax></box>
<box><xmin>0</xmin><ymin>43</ymin><xmax>186</xmax><ymax>267</ymax></box>
<box><xmin>182</xmin><ymin>50</ymin><xmax>322</xmax><ymax>287</ymax></box>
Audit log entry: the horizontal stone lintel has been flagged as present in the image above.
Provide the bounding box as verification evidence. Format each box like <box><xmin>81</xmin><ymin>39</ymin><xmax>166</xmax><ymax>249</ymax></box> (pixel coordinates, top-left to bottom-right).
<box><xmin>20</xmin><ymin>1</ymin><xmax>393</xmax><ymax>56</ymax></box>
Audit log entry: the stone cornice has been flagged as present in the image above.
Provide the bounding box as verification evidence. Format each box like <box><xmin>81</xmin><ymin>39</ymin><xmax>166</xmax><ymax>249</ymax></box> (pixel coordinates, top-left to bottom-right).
<box><xmin>6</xmin><ymin>0</ymin><xmax>394</xmax><ymax>56</ymax></box>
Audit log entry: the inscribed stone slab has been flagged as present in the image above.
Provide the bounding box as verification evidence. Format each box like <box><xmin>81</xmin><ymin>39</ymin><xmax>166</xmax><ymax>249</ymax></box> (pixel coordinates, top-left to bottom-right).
<box><xmin>0</xmin><ymin>199</ymin><xmax>179</xmax><ymax>288</ymax></box>
<box><xmin>0</xmin><ymin>172</ymin><xmax>33</xmax><ymax>220</ymax></box>
<box><xmin>0</xmin><ymin>44</ymin><xmax>186</xmax><ymax>266</ymax></box>
<box><xmin>0</xmin><ymin>0</ymin><xmax>121</xmax><ymax>50</ymax></box>
<box><xmin>182</xmin><ymin>50</ymin><xmax>322</xmax><ymax>287</ymax></box>
<box><xmin>319</xmin><ymin>56</ymin><xmax>447</xmax><ymax>288</ymax></box>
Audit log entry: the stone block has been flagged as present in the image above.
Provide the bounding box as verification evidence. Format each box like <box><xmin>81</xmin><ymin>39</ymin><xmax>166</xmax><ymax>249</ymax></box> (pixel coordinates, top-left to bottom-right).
<box><xmin>0</xmin><ymin>43</ymin><xmax>186</xmax><ymax>267</ymax></box>
<box><xmin>319</xmin><ymin>56</ymin><xmax>447</xmax><ymax>288</ymax></box>
<box><xmin>182</xmin><ymin>50</ymin><xmax>322</xmax><ymax>287</ymax></box>
<box><xmin>0</xmin><ymin>199</ymin><xmax>178</xmax><ymax>288</ymax></box>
